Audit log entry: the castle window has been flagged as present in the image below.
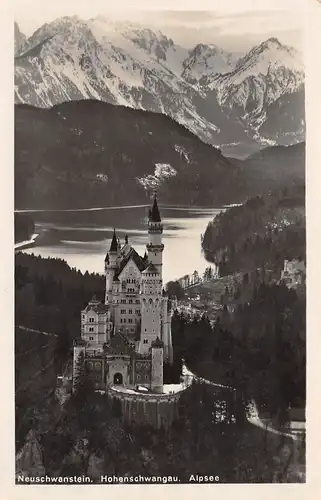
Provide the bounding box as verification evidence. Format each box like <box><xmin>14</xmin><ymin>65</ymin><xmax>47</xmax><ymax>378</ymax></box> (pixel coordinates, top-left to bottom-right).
<box><xmin>136</xmin><ymin>300</ymin><xmax>140</xmax><ymax>304</ymax></box>
<box><xmin>129</xmin><ymin>299</ymin><xmax>133</xmax><ymax>304</ymax></box>
<box><xmin>129</xmin><ymin>309</ymin><xmax>133</xmax><ymax>314</ymax></box>
<box><xmin>121</xmin><ymin>299</ymin><xmax>126</xmax><ymax>304</ymax></box>
<box><xmin>89</xmin><ymin>327</ymin><xmax>94</xmax><ymax>332</ymax></box>
<box><xmin>121</xmin><ymin>309</ymin><xmax>126</xmax><ymax>314</ymax></box>
<box><xmin>128</xmin><ymin>319</ymin><xmax>133</xmax><ymax>324</ymax></box>
<box><xmin>89</xmin><ymin>317</ymin><xmax>94</xmax><ymax>323</ymax></box>
<box><xmin>136</xmin><ymin>309</ymin><xmax>140</xmax><ymax>314</ymax></box>
<box><xmin>143</xmin><ymin>339</ymin><xmax>148</xmax><ymax>344</ymax></box>
<box><xmin>89</xmin><ymin>336</ymin><xmax>94</xmax><ymax>340</ymax></box>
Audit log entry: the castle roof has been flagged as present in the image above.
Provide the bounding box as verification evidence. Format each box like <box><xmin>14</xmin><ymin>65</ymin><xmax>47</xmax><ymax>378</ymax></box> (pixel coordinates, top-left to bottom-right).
<box><xmin>150</xmin><ymin>194</ymin><xmax>161</xmax><ymax>223</ymax></box>
<box><xmin>142</xmin><ymin>263</ymin><xmax>159</xmax><ymax>274</ymax></box>
<box><xmin>104</xmin><ymin>332</ymin><xmax>135</xmax><ymax>356</ymax></box>
<box><xmin>114</xmin><ymin>247</ymin><xmax>147</xmax><ymax>280</ymax></box>
<box><xmin>110</xmin><ymin>228</ymin><xmax>118</xmax><ymax>253</ymax></box>
<box><xmin>83</xmin><ymin>302</ymin><xmax>110</xmax><ymax>314</ymax></box>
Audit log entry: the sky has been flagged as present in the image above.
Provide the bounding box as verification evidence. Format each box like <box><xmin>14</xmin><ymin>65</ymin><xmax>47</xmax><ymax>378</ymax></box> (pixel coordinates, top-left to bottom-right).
<box><xmin>14</xmin><ymin>0</ymin><xmax>306</xmax><ymax>51</ymax></box>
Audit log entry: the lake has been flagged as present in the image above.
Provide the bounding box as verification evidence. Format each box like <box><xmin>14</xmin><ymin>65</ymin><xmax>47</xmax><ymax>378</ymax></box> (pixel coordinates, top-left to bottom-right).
<box><xmin>21</xmin><ymin>205</ymin><xmax>223</xmax><ymax>284</ymax></box>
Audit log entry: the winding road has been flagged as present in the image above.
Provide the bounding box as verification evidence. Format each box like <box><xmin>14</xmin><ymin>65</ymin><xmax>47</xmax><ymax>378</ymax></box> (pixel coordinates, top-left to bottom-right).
<box><xmin>182</xmin><ymin>363</ymin><xmax>301</xmax><ymax>442</ymax></box>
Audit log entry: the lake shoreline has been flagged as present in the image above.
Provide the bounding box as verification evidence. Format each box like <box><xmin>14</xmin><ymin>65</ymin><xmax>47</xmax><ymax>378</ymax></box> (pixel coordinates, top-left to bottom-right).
<box><xmin>19</xmin><ymin>206</ymin><xmax>221</xmax><ymax>284</ymax></box>
<box><xmin>14</xmin><ymin>203</ymin><xmax>241</xmax><ymax>213</ymax></box>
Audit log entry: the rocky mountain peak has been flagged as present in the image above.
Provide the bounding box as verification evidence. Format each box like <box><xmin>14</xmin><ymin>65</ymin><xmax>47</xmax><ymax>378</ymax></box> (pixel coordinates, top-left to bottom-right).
<box><xmin>14</xmin><ymin>17</ymin><xmax>305</xmax><ymax>155</ymax></box>
<box><xmin>259</xmin><ymin>37</ymin><xmax>283</xmax><ymax>50</ymax></box>
<box><xmin>182</xmin><ymin>42</ymin><xmax>239</xmax><ymax>84</ymax></box>
<box><xmin>14</xmin><ymin>21</ymin><xmax>27</xmax><ymax>55</ymax></box>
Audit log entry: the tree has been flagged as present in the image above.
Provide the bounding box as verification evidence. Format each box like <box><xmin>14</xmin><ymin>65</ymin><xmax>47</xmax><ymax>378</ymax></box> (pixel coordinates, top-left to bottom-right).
<box><xmin>166</xmin><ymin>281</ymin><xmax>184</xmax><ymax>301</ymax></box>
<box><xmin>72</xmin><ymin>352</ymin><xmax>94</xmax><ymax>414</ymax></box>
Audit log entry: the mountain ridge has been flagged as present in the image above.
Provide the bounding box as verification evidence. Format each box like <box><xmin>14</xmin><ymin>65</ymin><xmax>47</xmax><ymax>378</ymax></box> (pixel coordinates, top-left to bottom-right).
<box><xmin>15</xmin><ymin>99</ymin><xmax>246</xmax><ymax>211</ymax></box>
<box><xmin>14</xmin><ymin>16</ymin><xmax>305</xmax><ymax>157</ymax></box>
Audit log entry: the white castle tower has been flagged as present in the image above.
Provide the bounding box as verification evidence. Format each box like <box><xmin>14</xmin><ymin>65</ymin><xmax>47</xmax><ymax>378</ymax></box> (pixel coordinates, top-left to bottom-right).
<box><xmin>146</xmin><ymin>195</ymin><xmax>164</xmax><ymax>274</ymax></box>
<box><xmin>139</xmin><ymin>195</ymin><xmax>163</xmax><ymax>355</ymax></box>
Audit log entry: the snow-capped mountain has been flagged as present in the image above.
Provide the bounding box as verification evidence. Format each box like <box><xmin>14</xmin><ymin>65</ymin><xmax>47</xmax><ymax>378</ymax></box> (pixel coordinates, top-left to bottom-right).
<box><xmin>15</xmin><ymin>16</ymin><xmax>220</xmax><ymax>144</ymax></box>
<box><xmin>210</xmin><ymin>38</ymin><xmax>304</xmax><ymax>134</ymax></box>
<box><xmin>14</xmin><ymin>22</ymin><xmax>26</xmax><ymax>56</ymax></box>
<box><xmin>123</xmin><ymin>26</ymin><xmax>188</xmax><ymax>76</ymax></box>
<box><xmin>181</xmin><ymin>43</ymin><xmax>240</xmax><ymax>85</ymax></box>
<box><xmin>14</xmin><ymin>17</ymin><xmax>305</xmax><ymax>155</ymax></box>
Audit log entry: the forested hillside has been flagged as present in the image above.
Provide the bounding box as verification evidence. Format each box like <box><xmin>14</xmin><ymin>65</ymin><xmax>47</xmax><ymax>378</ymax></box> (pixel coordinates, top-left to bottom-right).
<box><xmin>202</xmin><ymin>184</ymin><xmax>305</xmax><ymax>276</ymax></box>
<box><xmin>172</xmin><ymin>280</ymin><xmax>306</xmax><ymax>417</ymax></box>
<box><xmin>15</xmin><ymin>326</ymin><xmax>57</xmax><ymax>451</ymax></box>
<box><xmin>15</xmin><ymin>100</ymin><xmax>246</xmax><ymax>210</ymax></box>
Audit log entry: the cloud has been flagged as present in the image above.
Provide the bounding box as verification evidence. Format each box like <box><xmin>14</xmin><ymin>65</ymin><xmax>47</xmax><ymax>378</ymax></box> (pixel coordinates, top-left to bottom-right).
<box><xmin>15</xmin><ymin>5</ymin><xmax>303</xmax><ymax>51</ymax></box>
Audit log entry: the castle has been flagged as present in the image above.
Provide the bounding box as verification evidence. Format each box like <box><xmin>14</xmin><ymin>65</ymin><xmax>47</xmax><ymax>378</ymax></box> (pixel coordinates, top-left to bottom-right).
<box><xmin>73</xmin><ymin>194</ymin><xmax>174</xmax><ymax>395</ymax></box>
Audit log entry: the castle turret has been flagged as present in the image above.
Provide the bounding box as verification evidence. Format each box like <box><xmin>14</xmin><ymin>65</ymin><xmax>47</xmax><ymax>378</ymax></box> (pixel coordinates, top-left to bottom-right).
<box><xmin>110</xmin><ymin>228</ymin><xmax>118</xmax><ymax>257</ymax></box>
<box><xmin>146</xmin><ymin>193</ymin><xmax>164</xmax><ymax>276</ymax></box>
<box><xmin>105</xmin><ymin>228</ymin><xmax>118</xmax><ymax>304</ymax></box>
<box><xmin>151</xmin><ymin>337</ymin><xmax>164</xmax><ymax>393</ymax></box>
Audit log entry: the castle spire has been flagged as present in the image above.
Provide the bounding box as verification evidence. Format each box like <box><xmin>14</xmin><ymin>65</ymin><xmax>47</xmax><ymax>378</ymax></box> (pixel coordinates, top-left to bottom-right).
<box><xmin>110</xmin><ymin>228</ymin><xmax>118</xmax><ymax>253</ymax></box>
<box><xmin>151</xmin><ymin>192</ymin><xmax>161</xmax><ymax>223</ymax></box>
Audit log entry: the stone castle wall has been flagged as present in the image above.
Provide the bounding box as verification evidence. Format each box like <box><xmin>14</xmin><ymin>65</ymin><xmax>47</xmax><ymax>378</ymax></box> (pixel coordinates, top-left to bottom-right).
<box><xmin>108</xmin><ymin>386</ymin><xmax>184</xmax><ymax>429</ymax></box>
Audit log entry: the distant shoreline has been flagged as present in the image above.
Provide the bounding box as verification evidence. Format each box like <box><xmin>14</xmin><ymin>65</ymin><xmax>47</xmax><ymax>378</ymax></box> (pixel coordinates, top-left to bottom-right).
<box><xmin>14</xmin><ymin>233</ymin><xmax>39</xmax><ymax>251</ymax></box>
<box><xmin>14</xmin><ymin>203</ymin><xmax>241</xmax><ymax>214</ymax></box>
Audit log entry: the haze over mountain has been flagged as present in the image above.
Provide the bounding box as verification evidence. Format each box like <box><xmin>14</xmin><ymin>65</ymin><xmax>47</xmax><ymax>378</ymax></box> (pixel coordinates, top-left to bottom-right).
<box><xmin>14</xmin><ymin>16</ymin><xmax>305</xmax><ymax>158</ymax></box>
